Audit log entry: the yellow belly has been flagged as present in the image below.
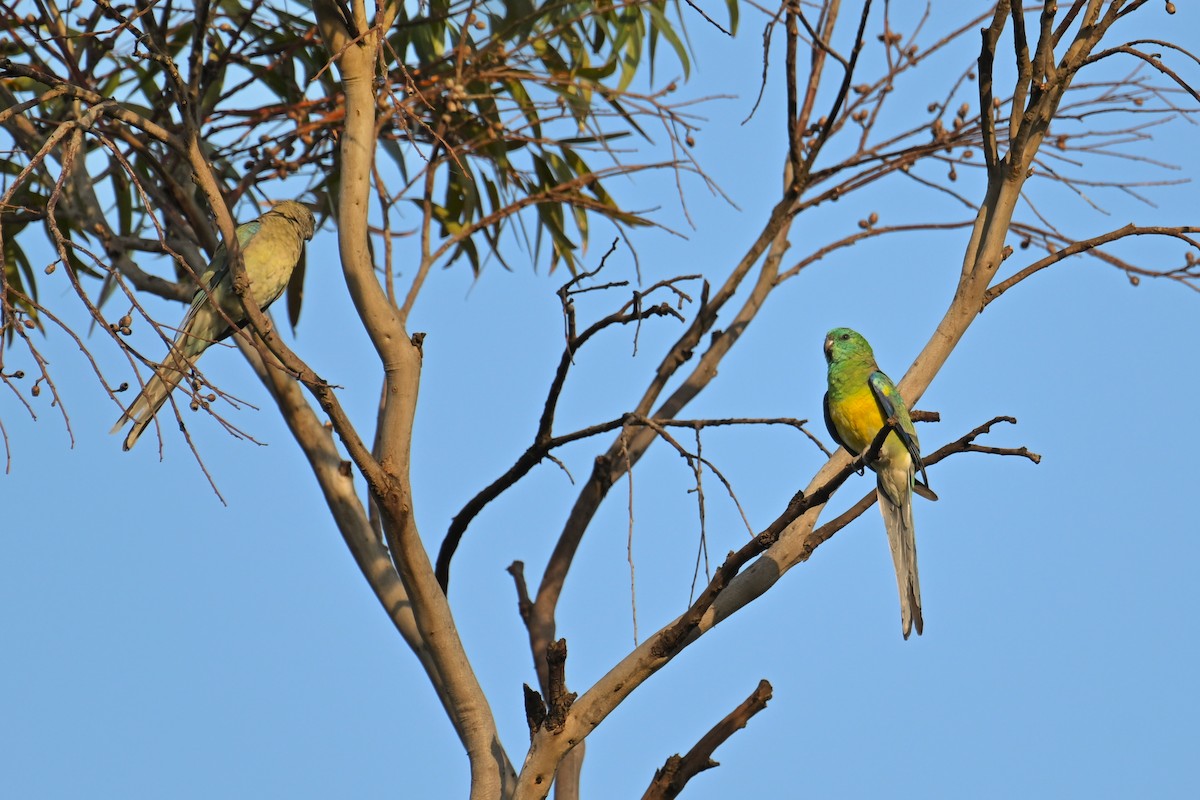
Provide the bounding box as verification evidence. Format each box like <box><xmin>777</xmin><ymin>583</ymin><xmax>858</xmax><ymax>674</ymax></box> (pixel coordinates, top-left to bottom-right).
<box><xmin>831</xmin><ymin>389</ymin><xmax>887</xmax><ymax>454</ymax></box>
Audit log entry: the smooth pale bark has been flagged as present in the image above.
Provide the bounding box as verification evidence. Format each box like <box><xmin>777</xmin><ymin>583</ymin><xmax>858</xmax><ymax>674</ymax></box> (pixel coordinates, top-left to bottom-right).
<box><xmin>311</xmin><ymin>3</ymin><xmax>517</xmax><ymax>798</ymax></box>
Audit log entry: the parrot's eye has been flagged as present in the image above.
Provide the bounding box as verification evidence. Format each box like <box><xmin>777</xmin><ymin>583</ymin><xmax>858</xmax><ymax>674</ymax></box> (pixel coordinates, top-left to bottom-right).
<box><xmin>840</xmin><ymin>333</ymin><xmax>850</xmax><ymax>341</ymax></box>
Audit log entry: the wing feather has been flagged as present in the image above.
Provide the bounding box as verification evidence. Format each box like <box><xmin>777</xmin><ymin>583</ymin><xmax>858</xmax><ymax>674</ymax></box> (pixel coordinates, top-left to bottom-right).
<box><xmin>868</xmin><ymin>371</ymin><xmax>933</xmax><ymax>491</ymax></box>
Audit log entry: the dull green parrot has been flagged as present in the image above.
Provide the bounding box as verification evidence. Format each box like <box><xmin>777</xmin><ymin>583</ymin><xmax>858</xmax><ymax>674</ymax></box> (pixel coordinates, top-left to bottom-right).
<box><xmin>112</xmin><ymin>200</ymin><xmax>316</xmax><ymax>451</ymax></box>
<box><xmin>823</xmin><ymin>327</ymin><xmax>935</xmax><ymax>639</ymax></box>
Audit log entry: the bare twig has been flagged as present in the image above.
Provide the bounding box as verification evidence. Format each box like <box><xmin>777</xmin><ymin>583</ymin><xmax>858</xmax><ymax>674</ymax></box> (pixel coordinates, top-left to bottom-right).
<box><xmin>642</xmin><ymin>679</ymin><xmax>773</xmax><ymax>800</ymax></box>
<box><xmin>984</xmin><ymin>223</ymin><xmax>1200</xmax><ymax>303</ymax></box>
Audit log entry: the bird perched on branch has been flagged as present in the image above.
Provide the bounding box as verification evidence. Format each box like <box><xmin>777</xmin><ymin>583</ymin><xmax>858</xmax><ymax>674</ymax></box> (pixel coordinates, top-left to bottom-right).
<box><xmin>823</xmin><ymin>327</ymin><xmax>935</xmax><ymax>639</ymax></box>
<box><xmin>112</xmin><ymin>200</ymin><xmax>316</xmax><ymax>451</ymax></box>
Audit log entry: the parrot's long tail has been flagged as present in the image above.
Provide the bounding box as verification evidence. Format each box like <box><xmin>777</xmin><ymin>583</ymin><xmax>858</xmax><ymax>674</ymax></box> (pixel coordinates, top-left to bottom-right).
<box><xmin>877</xmin><ymin>469</ymin><xmax>923</xmax><ymax>639</ymax></box>
<box><xmin>111</xmin><ymin>347</ymin><xmax>194</xmax><ymax>451</ymax></box>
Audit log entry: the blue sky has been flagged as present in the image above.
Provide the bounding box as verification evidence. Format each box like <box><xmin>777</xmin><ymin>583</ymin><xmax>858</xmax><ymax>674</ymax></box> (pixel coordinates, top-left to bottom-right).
<box><xmin>3</xmin><ymin>3</ymin><xmax>1198</xmax><ymax>798</ymax></box>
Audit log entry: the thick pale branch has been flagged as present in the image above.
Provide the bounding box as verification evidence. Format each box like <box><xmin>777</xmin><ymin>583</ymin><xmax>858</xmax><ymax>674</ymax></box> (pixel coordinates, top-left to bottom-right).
<box><xmin>315</xmin><ymin>4</ymin><xmax>517</xmax><ymax>799</ymax></box>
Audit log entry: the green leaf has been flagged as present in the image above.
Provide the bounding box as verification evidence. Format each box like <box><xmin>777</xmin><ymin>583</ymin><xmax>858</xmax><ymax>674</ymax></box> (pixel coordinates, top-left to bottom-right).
<box><xmin>646</xmin><ymin>3</ymin><xmax>690</xmax><ymax>80</ymax></box>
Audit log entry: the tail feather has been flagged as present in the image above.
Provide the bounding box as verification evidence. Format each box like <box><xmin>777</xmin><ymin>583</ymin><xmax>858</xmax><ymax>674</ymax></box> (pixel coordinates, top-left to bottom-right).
<box><xmin>877</xmin><ymin>467</ymin><xmax>923</xmax><ymax>639</ymax></box>
<box><xmin>111</xmin><ymin>348</ymin><xmax>193</xmax><ymax>451</ymax></box>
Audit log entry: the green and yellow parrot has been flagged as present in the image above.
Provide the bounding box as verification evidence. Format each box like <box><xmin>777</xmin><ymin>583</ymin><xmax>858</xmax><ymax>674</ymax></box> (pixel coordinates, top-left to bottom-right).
<box><xmin>112</xmin><ymin>200</ymin><xmax>315</xmax><ymax>451</ymax></box>
<box><xmin>823</xmin><ymin>327</ymin><xmax>934</xmax><ymax>639</ymax></box>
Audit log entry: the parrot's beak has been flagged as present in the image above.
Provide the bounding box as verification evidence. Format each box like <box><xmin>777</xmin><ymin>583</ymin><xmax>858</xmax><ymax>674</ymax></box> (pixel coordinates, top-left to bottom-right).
<box><xmin>823</xmin><ymin>334</ymin><xmax>833</xmax><ymax>362</ymax></box>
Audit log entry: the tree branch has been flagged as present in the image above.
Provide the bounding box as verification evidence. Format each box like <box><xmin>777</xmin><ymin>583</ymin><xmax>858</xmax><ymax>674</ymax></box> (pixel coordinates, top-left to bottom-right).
<box><xmin>314</xmin><ymin>4</ymin><xmax>517</xmax><ymax>798</ymax></box>
<box><xmin>978</xmin><ymin>2</ymin><xmax>1008</xmax><ymax>172</ymax></box>
<box><xmin>436</xmin><ymin>268</ymin><xmax>698</xmax><ymax>590</ymax></box>
<box><xmin>642</xmin><ymin>679</ymin><xmax>773</xmax><ymax>800</ymax></box>
<box><xmin>983</xmin><ymin>223</ymin><xmax>1200</xmax><ymax>304</ymax></box>
<box><xmin>512</xmin><ymin>413</ymin><xmax>1034</xmax><ymax>797</ymax></box>
<box><xmin>1082</xmin><ymin>41</ymin><xmax>1200</xmax><ymax>103</ymax></box>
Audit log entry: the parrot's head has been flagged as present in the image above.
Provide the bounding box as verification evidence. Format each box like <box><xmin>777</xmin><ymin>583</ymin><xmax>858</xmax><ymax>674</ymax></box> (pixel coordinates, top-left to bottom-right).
<box><xmin>824</xmin><ymin>327</ymin><xmax>873</xmax><ymax>364</ymax></box>
<box><xmin>270</xmin><ymin>200</ymin><xmax>317</xmax><ymax>241</ymax></box>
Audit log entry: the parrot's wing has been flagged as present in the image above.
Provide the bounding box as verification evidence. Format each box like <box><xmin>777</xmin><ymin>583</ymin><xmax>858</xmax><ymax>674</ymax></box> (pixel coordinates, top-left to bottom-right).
<box><xmin>236</xmin><ymin>219</ymin><xmax>262</xmax><ymax>247</ymax></box>
<box><xmin>822</xmin><ymin>391</ymin><xmax>854</xmax><ymax>454</ymax></box>
<box><xmin>868</xmin><ymin>370</ymin><xmax>932</xmax><ymax>491</ymax></box>
<box><xmin>176</xmin><ymin>220</ymin><xmax>263</xmax><ymax>340</ymax></box>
